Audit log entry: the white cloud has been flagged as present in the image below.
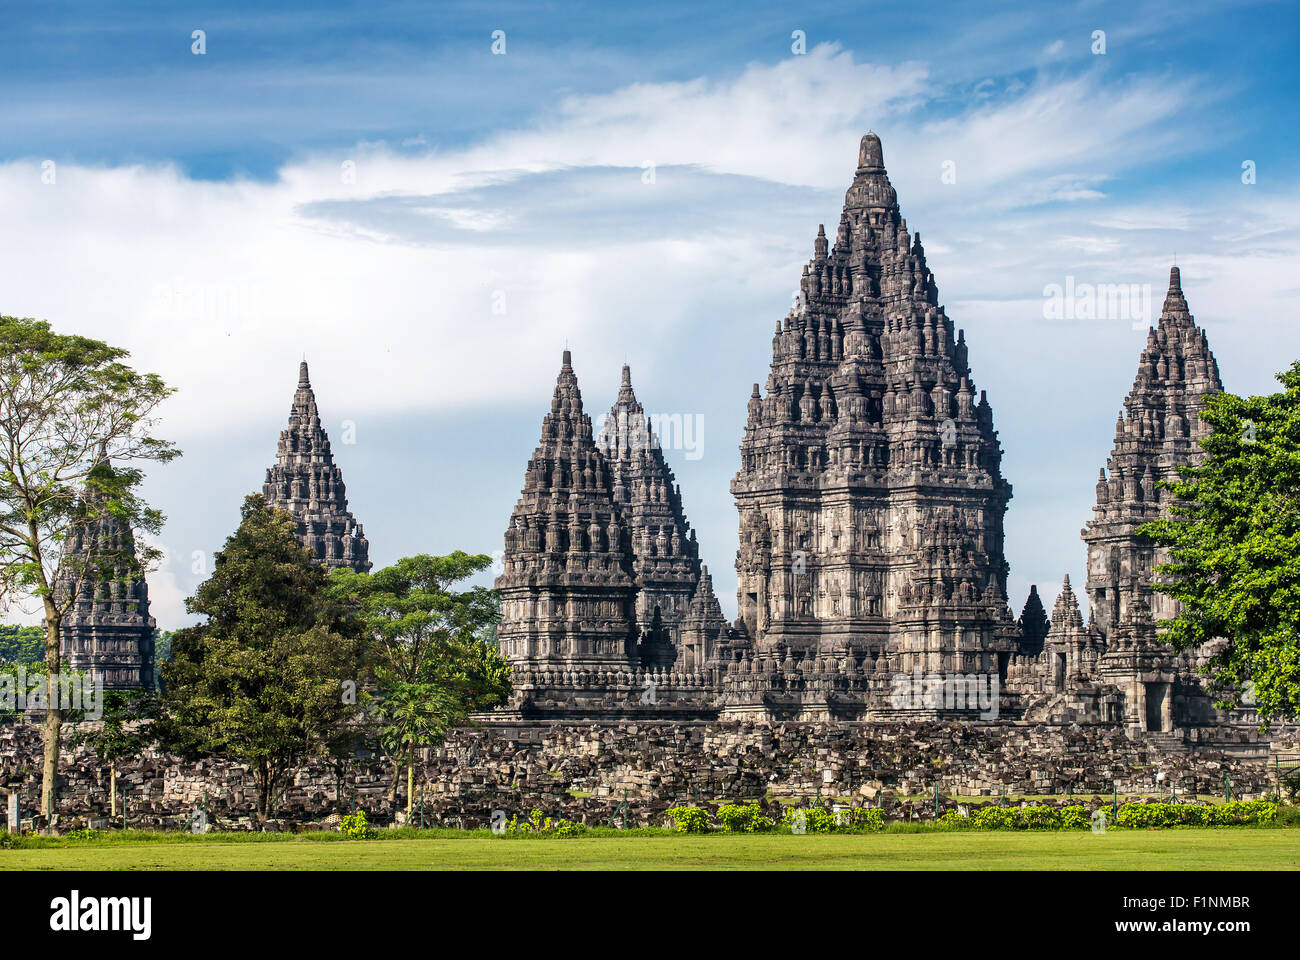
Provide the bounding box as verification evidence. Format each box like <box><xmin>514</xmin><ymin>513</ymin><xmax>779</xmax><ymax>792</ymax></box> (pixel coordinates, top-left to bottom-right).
<box><xmin>1</xmin><ymin>43</ymin><xmax>1296</xmax><ymax>626</ymax></box>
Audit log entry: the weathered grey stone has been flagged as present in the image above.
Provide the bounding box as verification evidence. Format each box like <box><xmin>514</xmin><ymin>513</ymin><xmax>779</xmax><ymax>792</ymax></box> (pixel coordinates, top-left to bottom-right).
<box><xmin>262</xmin><ymin>361</ymin><xmax>370</xmax><ymax>573</ymax></box>
<box><xmin>53</xmin><ymin>455</ymin><xmax>155</xmax><ymax>690</ymax></box>
<box><xmin>2</xmin><ymin>720</ymin><xmax>1292</xmax><ymax>830</ymax></box>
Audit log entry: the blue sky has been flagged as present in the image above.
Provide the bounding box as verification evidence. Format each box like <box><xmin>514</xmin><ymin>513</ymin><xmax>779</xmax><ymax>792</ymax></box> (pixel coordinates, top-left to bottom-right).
<box><xmin>1</xmin><ymin>0</ymin><xmax>1298</xmax><ymax>627</ymax></box>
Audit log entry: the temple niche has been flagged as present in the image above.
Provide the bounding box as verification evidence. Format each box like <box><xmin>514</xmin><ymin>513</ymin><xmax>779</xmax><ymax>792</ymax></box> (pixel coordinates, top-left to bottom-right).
<box><xmin>262</xmin><ymin>361</ymin><xmax>371</xmax><ymax>574</ymax></box>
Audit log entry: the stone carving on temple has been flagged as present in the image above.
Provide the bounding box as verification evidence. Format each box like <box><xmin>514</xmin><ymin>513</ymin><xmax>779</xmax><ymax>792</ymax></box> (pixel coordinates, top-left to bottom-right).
<box><xmin>262</xmin><ymin>361</ymin><xmax>371</xmax><ymax>574</ymax></box>
<box><xmin>54</xmin><ymin>457</ymin><xmax>156</xmax><ymax>690</ymax></box>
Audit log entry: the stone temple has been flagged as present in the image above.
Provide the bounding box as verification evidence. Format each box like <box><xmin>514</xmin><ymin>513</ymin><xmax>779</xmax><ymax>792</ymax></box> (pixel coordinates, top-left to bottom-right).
<box><xmin>720</xmin><ymin>132</ymin><xmax>1017</xmax><ymax>719</ymax></box>
<box><xmin>262</xmin><ymin>361</ymin><xmax>371</xmax><ymax>574</ymax></box>
<box><xmin>1003</xmin><ymin>266</ymin><xmax>1233</xmax><ymax>732</ymax></box>
<box><xmin>493</xmin><ymin>133</ymin><xmax>1261</xmax><ymax>736</ymax></box>
<box><xmin>54</xmin><ymin>457</ymin><xmax>156</xmax><ymax>690</ymax></box>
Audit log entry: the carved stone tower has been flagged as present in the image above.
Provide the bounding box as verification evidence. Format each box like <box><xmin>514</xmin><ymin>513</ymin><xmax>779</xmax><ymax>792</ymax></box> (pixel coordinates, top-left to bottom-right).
<box><xmin>1084</xmin><ymin>267</ymin><xmax>1222</xmax><ymax>637</ymax></box>
<box><xmin>497</xmin><ymin>351</ymin><xmax>639</xmax><ymax>670</ymax></box>
<box><xmin>263</xmin><ymin>361</ymin><xmax>371</xmax><ymax>573</ymax></box>
<box><xmin>1085</xmin><ymin>267</ymin><xmax>1223</xmax><ymax>729</ymax></box>
<box><xmin>56</xmin><ymin>459</ymin><xmax>156</xmax><ymax>690</ymax></box>
<box><xmin>728</xmin><ymin>133</ymin><xmax>1017</xmax><ymax>716</ymax></box>
<box><xmin>596</xmin><ymin>364</ymin><xmax>702</xmax><ymax>666</ymax></box>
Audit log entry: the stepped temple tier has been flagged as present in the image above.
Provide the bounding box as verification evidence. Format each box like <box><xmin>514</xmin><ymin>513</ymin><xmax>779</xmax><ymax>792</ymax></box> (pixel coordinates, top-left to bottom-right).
<box><xmin>493</xmin><ymin>134</ymin><xmax>1278</xmax><ymax>744</ymax></box>
<box><xmin>263</xmin><ymin>361</ymin><xmax>371</xmax><ymax>573</ymax></box>
<box><xmin>54</xmin><ymin>456</ymin><xmax>156</xmax><ymax>690</ymax></box>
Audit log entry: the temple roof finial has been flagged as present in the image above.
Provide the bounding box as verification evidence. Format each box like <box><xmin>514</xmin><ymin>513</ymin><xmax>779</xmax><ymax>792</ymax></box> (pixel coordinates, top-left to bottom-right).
<box><xmin>858</xmin><ymin>131</ymin><xmax>884</xmax><ymax>170</ymax></box>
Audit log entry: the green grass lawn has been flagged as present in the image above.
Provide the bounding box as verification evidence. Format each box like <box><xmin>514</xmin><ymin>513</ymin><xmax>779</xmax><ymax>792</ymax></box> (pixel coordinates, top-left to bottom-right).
<box><xmin>3</xmin><ymin>829</ymin><xmax>1298</xmax><ymax>870</ymax></box>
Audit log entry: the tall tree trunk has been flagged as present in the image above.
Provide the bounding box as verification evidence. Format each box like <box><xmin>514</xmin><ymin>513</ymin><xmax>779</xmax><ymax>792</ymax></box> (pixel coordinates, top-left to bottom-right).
<box><xmin>109</xmin><ymin>760</ymin><xmax>117</xmax><ymax>819</ymax></box>
<box><xmin>256</xmin><ymin>761</ymin><xmax>269</xmax><ymax>824</ymax></box>
<box><xmin>39</xmin><ymin>604</ymin><xmax>62</xmax><ymax>830</ymax></box>
<box><xmin>406</xmin><ymin>764</ymin><xmax>414</xmax><ymax>819</ymax></box>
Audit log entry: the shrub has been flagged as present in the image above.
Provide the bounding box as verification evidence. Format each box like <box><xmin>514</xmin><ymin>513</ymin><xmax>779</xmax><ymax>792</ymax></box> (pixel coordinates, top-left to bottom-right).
<box><xmin>716</xmin><ymin>804</ymin><xmax>774</xmax><ymax>833</ymax></box>
<box><xmin>1018</xmin><ymin>805</ymin><xmax>1060</xmax><ymax>829</ymax></box>
<box><xmin>1216</xmin><ymin>800</ymin><xmax>1276</xmax><ymax>825</ymax></box>
<box><xmin>843</xmin><ymin>807</ymin><xmax>885</xmax><ymax>832</ymax></box>
<box><xmin>1117</xmin><ymin>803</ymin><xmax>1168</xmax><ymax>829</ymax></box>
<box><xmin>665</xmin><ymin>806</ymin><xmax>711</xmax><ymax>833</ymax></box>
<box><xmin>550</xmin><ymin>818</ymin><xmax>586</xmax><ymax>838</ymax></box>
<box><xmin>971</xmin><ymin>806</ymin><xmax>1017</xmax><ymax>830</ymax></box>
<box><xmin>1116</xmin><ymin>801</ymin><xmax>1277</xmax><ymax>828</ymax></box>
<box><xmin>781</xmin><ymin>806</ymin><xmax>839</xmax><ymax>833</ymax></box>
<box><xmin>939</xmin><ymin>810</ymin><xmax>972</xmax><ymax>828</ymax></box>
<box><xmin>502</xmin><ymin>808</ymin><xmax>587</xmax><ymax>836</ymax></box>
<box><xmin>1276</xmin><ymin>804</ymin><xmax>1300</xmax><ymax>827</ymax></box>
<box><xmin>1059</xmin><ymin>805</ymin><xmax>1091</xmax><ymax>830</ymax></box>
<box><xmin>61</xmin><ymin>828</ymin><xmax>106</xmax><ymax>842</ymax></box>
<box><xmin>339</xmin><ymin>811</ymin><xmax>376</xmax><ymax>840</ymax></box>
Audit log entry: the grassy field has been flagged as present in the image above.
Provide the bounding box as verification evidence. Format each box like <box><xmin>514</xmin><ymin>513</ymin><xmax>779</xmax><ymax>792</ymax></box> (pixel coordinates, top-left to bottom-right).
<box><xmin>3</xmin><ymin>828</ymin><xmax>1298</xmax><ymax>870</ymax></box>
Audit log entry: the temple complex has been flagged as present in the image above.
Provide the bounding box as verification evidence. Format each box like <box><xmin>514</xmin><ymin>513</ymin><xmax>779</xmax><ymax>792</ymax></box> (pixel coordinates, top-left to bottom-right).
<box><xmin>47</xmin><ymin>134</ymin><xmax>1276</xmax><ymax>741</ymax></box>
<box><xmin>493</xmin><ymin>352</ymin><xmax>724</xmax><ymax>717</ymax></box>
<box><xmin>262</xmin><ymin>361</ymin><xmax>371</xmax><ymax>574</ymax></box>
<box><xmin>492</xmin><ymin>134</ymin><xmax>1271</xmax><ymax>738</ymax></box>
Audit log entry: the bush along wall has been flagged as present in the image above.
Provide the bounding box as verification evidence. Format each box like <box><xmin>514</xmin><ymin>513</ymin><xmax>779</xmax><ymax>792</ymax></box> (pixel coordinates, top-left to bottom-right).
<box><xmin>660</xmin><ymin>799</ymin><xmax>1282</xmax><ymax>834</ymax></box>
<box><xmin>939</xmin><ymin>799</ymin><xmax>1279</xmax><ymax>830</ymax></box>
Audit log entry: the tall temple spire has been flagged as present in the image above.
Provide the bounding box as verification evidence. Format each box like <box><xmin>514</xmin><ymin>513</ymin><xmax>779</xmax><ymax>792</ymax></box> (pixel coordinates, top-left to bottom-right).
<box><xmin>496</xmin><ymin>351</ymin><xmax>638</xmax><ymax>672</ymax></box>
<box><xmin>1086</xmin><ymin>265</ymin><xmax>1221</xmax><ymax>640</ymax></box>
<box><xmin>263</xmin><ymin>361</ymin><xmax>371</xmax><ymax>573</ymax></box>
<box><xmin>730</xmin><ymin>130</ymin><xmax>1015</xmax><ymax>714</ymax></box>
<box><xmin>596</xmin><ymin>363</ymin><xmax>707</xmax><ymax>666</ymax></box>
<box><xmin>54</xmin><ymin>458</ymin><xmax>156</xmax><ymax>690</ymax></box>
<box><xmin>1159</xmin><ymin>265</ymin><xmax>1191</xmax><ymax>324</ymax></box>
<box><xmin>1081</xmin><ymin>266</ymin><xmax>1224</xmax><ymax>730</ymax></box>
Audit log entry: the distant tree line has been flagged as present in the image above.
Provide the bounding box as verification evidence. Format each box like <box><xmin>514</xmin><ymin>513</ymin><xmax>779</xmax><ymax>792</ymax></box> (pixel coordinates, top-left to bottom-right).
<box><xmin>0</xmin><ymin>624</ymin><xmax>44</xmax><ymax>665</ymax></box>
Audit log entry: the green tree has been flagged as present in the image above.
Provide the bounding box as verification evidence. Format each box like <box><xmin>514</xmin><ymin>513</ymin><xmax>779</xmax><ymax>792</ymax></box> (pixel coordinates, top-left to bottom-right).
<box><xmin>69</xmin><ymin>690</ymin><xmax>158</xmax><ymax>818</ymax></box>
<box><xmin>331</xmin><ymin>553</ymin><xmax>511</xmax><ymax>819</ymax></box>
<box><xmin>0</xmin><ymin>624</ymin><xmax>45</xmax><ymax>665</ymax></box>
<box><xmin>1142</xmin><ymin>362</ymin><xmax>1300</xmax><ymax>724</ymax></box>
<box><xmin>152</xmin><ymin>629</ymin><xmax>173</xmax><ymax>692</ymax></box>
<box><xmin>0</xmin><ymin>316</ymin><xmax>177</xmax><ymax>824</ymax></box>
<box><xmin>157</xmin><ymin>494</ymin><xmax>367</xmax><ymax>823</ymax></box>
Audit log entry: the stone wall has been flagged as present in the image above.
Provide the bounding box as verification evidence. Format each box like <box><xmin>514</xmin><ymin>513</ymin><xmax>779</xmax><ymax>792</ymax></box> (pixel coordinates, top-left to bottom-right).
<box><xmin>0</xmin><ymin>720</ymin><xmax>1291</xmax><ymax>831</ymax></box>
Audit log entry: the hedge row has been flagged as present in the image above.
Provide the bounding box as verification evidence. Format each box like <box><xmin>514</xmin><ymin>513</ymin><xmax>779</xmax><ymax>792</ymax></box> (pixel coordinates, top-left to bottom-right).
<box><xmin>666</xmin><ymin>804</ymin><xmax>885</xmax><ymax>834</ymax></box>
<box><xmin>940</xmin><ymin>800</ymin><xmax>1278</xmax><ymax>830</ymax></box>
